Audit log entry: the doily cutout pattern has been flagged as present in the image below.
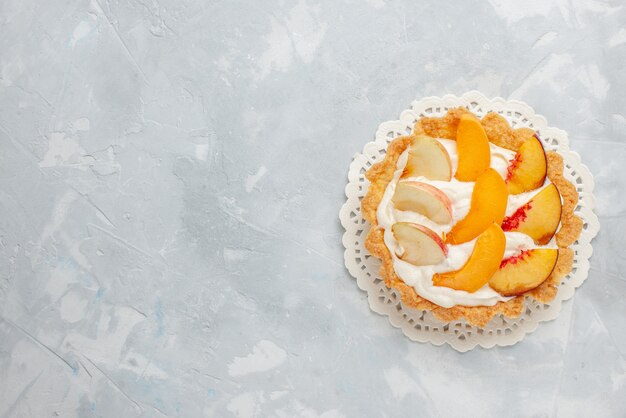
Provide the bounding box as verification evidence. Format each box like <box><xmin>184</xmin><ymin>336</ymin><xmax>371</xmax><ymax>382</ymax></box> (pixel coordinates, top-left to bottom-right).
<box><xmin>339</xmin><ymin>91</ymin><xmax>599</xmax><ymax>352</ymax></box>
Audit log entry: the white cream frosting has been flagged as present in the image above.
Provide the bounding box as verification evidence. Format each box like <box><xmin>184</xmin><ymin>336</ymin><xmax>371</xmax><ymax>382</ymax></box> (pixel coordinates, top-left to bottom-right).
<box><xmin>377</xmin><ymin>139</ymin><xmax>557</xmax><ymax>308</ymax></box>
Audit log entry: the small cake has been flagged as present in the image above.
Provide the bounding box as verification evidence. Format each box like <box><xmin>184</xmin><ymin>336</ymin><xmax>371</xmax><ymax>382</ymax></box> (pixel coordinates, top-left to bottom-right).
<box><xmin>362</xmin><ymin>108</ymin><xmax>583</xmax><ymax>328</ymax></box>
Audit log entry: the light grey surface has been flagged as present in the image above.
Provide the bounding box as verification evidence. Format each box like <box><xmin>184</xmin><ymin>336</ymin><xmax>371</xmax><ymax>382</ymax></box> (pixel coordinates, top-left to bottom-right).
<box><xmin>0</xmin><ymin>0</ymin><xmax>625</xmax><ymax>417</ymax></box>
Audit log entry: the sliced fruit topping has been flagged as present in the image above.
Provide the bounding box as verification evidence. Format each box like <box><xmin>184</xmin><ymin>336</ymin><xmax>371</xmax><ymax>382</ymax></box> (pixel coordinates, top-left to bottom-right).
<box><xmin>455</xmin><ymin>113</ymin><xmax>491</xmax><ymax>181</ymax></box>
<box><xmin>401</xmin><ymin>135</ymin><xmax>452</xmax><ymax>181</ymax></box>
<box><xmin>433</xmin><ymin>223</ymin><xmax>506</xmax><ymax>293</ymax></box>
<box><xmin>505</xmin><ymin>135</ymin><xmax>547</xmax><ymax>194</ymax></box>
<box><xmin>489</xmin><ymin>249</ymin><xmax>559</xmax><ymax>296</ymax></box>
<box><xmin>392</xmin><ymin>182</ymin><xmax>452</xmax><ymax>224</ymax></box>
<box><xmin>445</xmin><ymin>168</ymin><xmax>508</xmax><ymax>245</ymax></box>
<box><xmin>501</xmin><ymin>183</ymin><xmax>562</xmax><ymax>245</ymax></box>
<box><xmin>392</xmin><ymin>222</ymin><xmax>448</xmax><ymax>266</ymax></box>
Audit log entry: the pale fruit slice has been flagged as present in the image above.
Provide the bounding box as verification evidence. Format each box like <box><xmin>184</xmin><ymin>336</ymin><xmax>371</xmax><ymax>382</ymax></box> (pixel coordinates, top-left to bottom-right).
<box><xmin>501</xmin><ymin>183</ymin><xmax>562</xmax><ymax>245</ymax></box>
<box><xmin>401</xmin><ymin>135</ymin><xmax>452</xmax><ymax>181</ymax></box>
<box><xmin>455</xmin><ymin>113</ymin><xmax>491</xmax><ymax>181</ymax></box>
<box><xmin>392</xmin><ymin>222</ymin><xmax>447</xmax><ymax>266</ymax></box>
<box><xmin>433</xmin><ymin>223</ymin><xmax>506</xmax><ymax>293</ymax></box>
<box><xmin>445</xmin><ymin>168</ymin><xmax>508</xmax><ymax>244</ymax></box>
<box><xmin>506</xmin><ymin>135</ymin><xmax>547</xmax><ymax>194</ymax></box>
<box><xmin>392</xmin><ymin>182</ymin><xmax>452</xmax><ymax>224</ymax></box>
<box><xmin>489</xmin><ymin>249</ymin><xmax>559</xmax><ymax>296</ymax></box>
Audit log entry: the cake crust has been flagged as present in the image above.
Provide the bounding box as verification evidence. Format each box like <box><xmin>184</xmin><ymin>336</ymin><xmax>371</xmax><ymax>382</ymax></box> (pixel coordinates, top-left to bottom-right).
<box><xmin>362</xmin><ymin>108</ymin><xmax>580</xmax><ymax>328</ymax></box>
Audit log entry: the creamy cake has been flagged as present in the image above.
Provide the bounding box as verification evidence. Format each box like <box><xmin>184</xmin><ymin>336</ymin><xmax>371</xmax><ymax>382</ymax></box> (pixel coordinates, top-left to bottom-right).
<box><xmin>362</xmin><ymin>108</ymin><xmax>582</xmax><ymax>328</ymax></box>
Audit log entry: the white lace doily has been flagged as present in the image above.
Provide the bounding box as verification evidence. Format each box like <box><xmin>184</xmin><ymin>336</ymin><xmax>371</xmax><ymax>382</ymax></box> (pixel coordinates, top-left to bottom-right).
<box><xmin>339</xmin><ymin>91</ymin><xmax>599</xmax><ymax>352</ymax></box>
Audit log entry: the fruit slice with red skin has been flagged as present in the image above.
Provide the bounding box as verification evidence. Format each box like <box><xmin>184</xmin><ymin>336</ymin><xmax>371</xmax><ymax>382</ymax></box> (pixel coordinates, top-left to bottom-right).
<box><xmin>501</xmin><ymin>183</ymin><xmax>562</xmax><ymax>245</ymax></box>
<box><xmin>445</xmin><ymin>168</ymin><xmax>508</xmax><ymax>244</ymax></box>
<box><xmin>455</xmin><ymin>113</ymin><xmax>491</xmax><ymax>181</ymax></box>
<box><xmin>392</xmin><ymin>222</ymin><xmax>448</xmax><ymax>266</ymax></box>
<box><xmin>489</xmin><ymin>249</ymin><xmax>559</xmax><ymax>296</ymax></box>
<box><xmin>401</xmin><ymin>135</ymin><xmax>452</xmax><ymax>181</ymax></box>
<box><xmin>433</xmin><ymin>223</ymin><xmax>506</xmax><ymax>293</ymax></box>
<box><xmin>506</xmin><ymin>135</ymin><xmax>547</xmax><ymax>195</ymax></box>
<box><xmin>392</xmin><ymin>181</ymin><xmax>452</xmax><ymax>224</ymax></box>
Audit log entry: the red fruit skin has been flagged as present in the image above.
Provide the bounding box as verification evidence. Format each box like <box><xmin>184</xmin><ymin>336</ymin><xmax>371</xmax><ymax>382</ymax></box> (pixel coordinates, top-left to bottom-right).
<box><xmin>505</xmin><ymin>154</ymin><xmax>521</xmax><ymax>182</ymax></box>
<box><xmin>499</xmin><ymin>250</ymin><xmax>530</xmax><ymax>269</ymax></box>
<box><xmin>501</xmin><ymin>202</ymin><xmax>532</xmax><ymax>231</ymax></box>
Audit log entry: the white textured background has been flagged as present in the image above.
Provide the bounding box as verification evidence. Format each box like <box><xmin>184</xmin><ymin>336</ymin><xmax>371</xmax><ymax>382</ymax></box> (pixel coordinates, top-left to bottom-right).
<box><xmin>1</xmin><ymin>0</ymin><xmax>625</xmax><ymax>417</ymax></box>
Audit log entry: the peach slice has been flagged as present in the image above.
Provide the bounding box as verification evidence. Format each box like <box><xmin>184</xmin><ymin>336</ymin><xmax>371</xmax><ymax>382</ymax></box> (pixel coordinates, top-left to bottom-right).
<box><xmin>455</xmin><ymin>113</ymin><xmax>491</xmax><ymax>181</ymax></box>
<box><xmin>392</xmin><ymin>182</ymin><xmax>452</xmax><ymax>224</ymax></box>
<box><xmin>392</xmin><ymin>222</ymin><xmax>448</xmax><ymax>266</ymax></box>
<box><xmin>501</xmin><ymin>183</ymin><xmax>562</xmax><ymax>245</ymax></box>
<box><xmin>445</xmin><ymin>168</ymin><xmax>508</xmax><ymax>245</ymax></box>
<box><xmin>401</xmin><ymin>135</ymin><xmax>452</xmax><ymax>181</ymax></box>
<box><xmin>489</xmin><ymin>249</ymin><xmax>559</xmax><ymax>296</ymax></box>
<box><xmin>433</xmin><ymin>223</ymin><xmax>506</xmax><ymax>293</ymax></box>
<box><xmin>506</xmin><ymin>135</ymin><xmax>547</xmax><ymax>194</ymax></box>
